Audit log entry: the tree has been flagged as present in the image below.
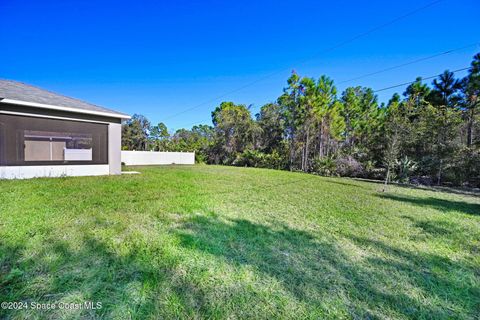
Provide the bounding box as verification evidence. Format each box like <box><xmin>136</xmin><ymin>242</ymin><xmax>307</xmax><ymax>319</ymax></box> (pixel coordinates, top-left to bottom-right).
<box><xmin>383</xmin><ymin>94</ymin><xmax>408</xmax><ymax>190</ymax></box>
<box><xmin>256</xmin><ymin>103</ymin><xmax>285</xmax><ymax>154</ymax></box>
<box><xmin>278</xmin><ymin>71</ymin><xmax>302</xmax><ymax>170</ymax></box>
<box><xmin>191</xmin><ymin>125</ymin><xmax>215</xmax><ymax>162</ymax></box>
<box><xmin>311</xmin><ymin>75</ymin><xmax>342</xmax><ymax>158</ymax></box>
<box><xmin>339</xmin><ymin>87</ymin><xmax>380</xmax><ymax>158</ymax></box>
<box><xmin>122</xmin><ymin>114</ymin><xmax>151</xmax><ymax>150</ymax></box>
<box><xmin>461</xmin><ymin>53</ymin><xmax>480</xmax><ymax>147</ymax></box>
<box><xmin>169</xmin><ymin>125</ymin><xmax>214</xmax><ymax>162</ymax></box>
<box><xmin>149</xmin><ymin>122</ymin><xmax>170</xmax><ymax>151</ymax></box>
<box><xmin>427</xmin><ymin>71</ymin><xmax>463</xmax><ymax>185</ymax></box>
<box><xmin>278</xmin><ymin>73</ymin><xmax>345</xmax><ymax>172</ymax></box>
<box><xmin>297</xmin><ymin>75</ymin><xmax>346</xmax><ymax>170</ymax></box>
<box><xmin>403</xmin><ymin>77</ymin><xmax>430</xmax><ymax>110</ymax></box>
<box><xmin>429</xmin><ymin>70</ymin><xmax>462</xmax><ymax>108</ymax></box>
<box><xmin>211</xmin><ymin>102</ymin><xmax>256</xmax><ymax>164</ymax></box>
<box><xmin>120</xmin><ymin>52</ymin><xmax>480</xmax><ymax>187</ymax></box>
<box><xmin>297</xmin><ymin>76</ymin><xmax>318</xmax><ymax>171</ymax></box>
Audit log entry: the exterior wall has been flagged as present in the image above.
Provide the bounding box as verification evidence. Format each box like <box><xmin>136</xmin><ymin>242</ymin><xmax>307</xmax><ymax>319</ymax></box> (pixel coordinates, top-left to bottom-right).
<box><xmin>0</xmin><ymin>112</ymin><xmax>109</xmax><ymax>166</ymax></box>
<box><xmin>108</xmin><ymin>123</ymin><xmax>122</xmax><ymax>175</ymax></box>
<box><xmin>121</xmin><ymin>151</ymin><xmax>195</xmax><ymax>166</ymax></box>
<box><xmin>0</xmin><ymin>110</ymin><xmax>126</xmax><ymax>179</ymax></box>
<box><xmin>0</xmin><ymin>165</ymin><xmax>109</xmax><ymax>180</ymax></box>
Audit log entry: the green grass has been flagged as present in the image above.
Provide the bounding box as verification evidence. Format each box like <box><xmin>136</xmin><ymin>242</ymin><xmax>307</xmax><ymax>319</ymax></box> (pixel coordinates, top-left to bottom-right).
<box><xmin>0</xmin><ymin>165</ymin><xmax>479</xmax><ymax>319</ymax></box>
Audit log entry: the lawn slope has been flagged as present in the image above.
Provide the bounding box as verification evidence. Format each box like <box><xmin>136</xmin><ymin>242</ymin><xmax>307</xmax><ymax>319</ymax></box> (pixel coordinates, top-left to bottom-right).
<box><xmin>0</xmin><ymin>165</ymin><xmax>479</xmax><ymax>319</ymax></box>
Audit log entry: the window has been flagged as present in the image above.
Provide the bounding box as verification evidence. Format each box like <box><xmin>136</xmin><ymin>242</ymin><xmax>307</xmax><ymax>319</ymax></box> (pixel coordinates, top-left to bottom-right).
<box><xmin>24</xmin><ymin>131</ymin><xmax>93</xmax><ymax>161</ymax></box>
<box><xmin>0</xmin><ymin>114</ymin><xmax>108</xmax><ymax>166</ymax></box>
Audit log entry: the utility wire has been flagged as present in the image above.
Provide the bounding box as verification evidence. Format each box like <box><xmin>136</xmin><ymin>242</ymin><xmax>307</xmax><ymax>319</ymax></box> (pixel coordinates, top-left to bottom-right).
<box><xmin>161</xmin><ymin>0</ymin><xmax>444</xmax><ymax>122</ymax></box>
<box><xmin>171</xmin><ymin>119</ymin><xmax>211</xmax><ymax>130</ymax></box>
<box><xmin>173</xmin><ymin>66</ymin><xmax>470</xmax><ymax>129</ymax></box>
<box><xmin>338</xmin><ymin>42</ymin><xmax>479</xmax><ymax>84</ymax></box>
<box><xmin>373</xmin><ymin>66</ymin><xmax>469</xmax><ymax>93</ymax></box>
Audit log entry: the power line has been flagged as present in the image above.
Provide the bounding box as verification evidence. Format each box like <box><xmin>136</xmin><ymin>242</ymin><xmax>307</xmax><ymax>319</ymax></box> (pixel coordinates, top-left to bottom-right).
<box><xmin>338</xmin><ymin>42</ymin><xmax>479</xmax><ymax>84</ymax></box>
<box><xmin>161</xmin><ymin>0</ymin><xmax>444</xmax><ymax>122</ymax></box>
<box><xmin>172</xmin><ymin>66</ymin><xmax>470</xmax><ymax>129</ymax></box>
<box><xmin>373</xmin><ymin>66</ymin><xmax>470</xmax><ymax>93</ymax></box>
<box><xmin>170</xmin><ymin>104</ymin><xmax>261</xmax><ymax>129</ymax></box>
<box><xmin>171</xmin><ymin>119</ymin><xmax>211</xmax><ymax>130</ymax></box>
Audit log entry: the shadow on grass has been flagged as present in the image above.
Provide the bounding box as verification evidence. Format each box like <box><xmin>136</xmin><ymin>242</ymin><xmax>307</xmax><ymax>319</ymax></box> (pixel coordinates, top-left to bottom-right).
<box><xmin>0</xmin><ymin>231</ymin><xmax>203</xmax><ymax>319</ymax></box>
<box><xmin>174</xmin><ymin>215</ymin><xmax>479</xmax><ymax>319</ymax></box>
<box><xmin>402</xmin><ymin>215</ymin><xmax>453</xmax><ymax>237</ymax></box>
<box><xmin>378</xmin><ymin>193</ymin><xmax>480</xmax><ymax>216</ymax></box>
<box><xmin>1</xmin><ymin>215</ymin><xmax>478</xmax><ymax>319</ymax></box>
<box><xmin>360</xmin><ymin>178</ymin><xmax>480</xmax><ymax>197</ymax></box>
<box><xmin>325</xmin><ymin>178</ymin><xmax>480</xmax><ymax>198</ymax></box>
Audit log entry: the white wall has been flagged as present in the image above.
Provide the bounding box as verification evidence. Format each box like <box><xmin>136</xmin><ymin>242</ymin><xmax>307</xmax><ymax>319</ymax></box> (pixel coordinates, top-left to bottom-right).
<box><xmin>121</xmin><ymin>151</ymin><xmax>195</xmax><ymax>166</ymax></box>
<box><xmin>0</xmin><ymin>165</ymin><xmax>110</xmax><ymax>180</ymax></box>
<box><xmin>108</xmin><ymin>123</ymin><xmax>122</xmax><ymax>175</ymax></box>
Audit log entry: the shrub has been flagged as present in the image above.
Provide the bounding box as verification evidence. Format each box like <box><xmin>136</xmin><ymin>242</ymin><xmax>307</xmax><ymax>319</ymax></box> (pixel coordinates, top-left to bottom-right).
<box><xmin>361</xmin><ymin>160</ymin><xmax>385</xmax><ymax>180</ymax></box>
<box><xmin>195</xmin><ymin>152</ymin><xmax>208</xmax><ymax>164</ymax></box>
<box><xmin>395</xmin><ymin>156</ymin><xmax>418</xmax><ymax>183</ymax></box>
<box><xmin>233</xmin><ymin>150</ymin><xmax>287</xmax><ymax>170</ymax></box>
<box><xmin>366</xmin><ymin>167</ymin><xmax>386</xmax><ymax>180</ymax></box>
<box><xmin>335</xmin><ymin>156</ymin><xmax>364</xmax><ymax>177</ymax></box>
<box><xmin>311</xmin><ymin>156</ymin><xmax>337</xmax><ymax>176</ymax></box>
<box><xmin>410</xmin><ymin>175</ymin><xmax>434</xmax><ymax>186</ymax></box>
<box><xmin>446</xmin><ymin>148</ymin><xmax>480</xmax><ymax>187</ymax></box>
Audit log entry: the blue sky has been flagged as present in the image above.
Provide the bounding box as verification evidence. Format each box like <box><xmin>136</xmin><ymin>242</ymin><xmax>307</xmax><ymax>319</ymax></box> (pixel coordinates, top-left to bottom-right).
<box><xmin>1</xmin><ymin>0</ymin><xmax>479</xmax><ymax>131</ymax></box>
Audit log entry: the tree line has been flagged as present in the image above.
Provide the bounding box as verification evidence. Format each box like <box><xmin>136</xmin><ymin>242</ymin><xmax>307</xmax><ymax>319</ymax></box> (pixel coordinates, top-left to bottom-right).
<box><xmin>122</xmin><ymin>53</ymin><xmax>480</xmax><ymax>187</ymax></box>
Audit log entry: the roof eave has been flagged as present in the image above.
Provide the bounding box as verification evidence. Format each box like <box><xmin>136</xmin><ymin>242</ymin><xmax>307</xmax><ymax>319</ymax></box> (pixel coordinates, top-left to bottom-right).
<box><xmin>0</xmin><ymin>98</ymin><xmax>131</xmax><ymax>120</ymax></box>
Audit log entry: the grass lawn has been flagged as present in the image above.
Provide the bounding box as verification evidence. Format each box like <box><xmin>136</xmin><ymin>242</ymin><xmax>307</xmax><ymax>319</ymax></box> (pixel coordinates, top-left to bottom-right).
<box><xmin>0</xmin><ymin>165</ymin><xmax>479</xmax><ymax>319</ymax></box>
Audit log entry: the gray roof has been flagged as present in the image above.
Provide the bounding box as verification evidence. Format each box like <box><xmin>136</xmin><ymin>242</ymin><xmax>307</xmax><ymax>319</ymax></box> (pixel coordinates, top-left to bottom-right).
<box><xmin>0</xmin><ymin>79</ymin><xmax>130</xmax><ymax>118</ymax></box>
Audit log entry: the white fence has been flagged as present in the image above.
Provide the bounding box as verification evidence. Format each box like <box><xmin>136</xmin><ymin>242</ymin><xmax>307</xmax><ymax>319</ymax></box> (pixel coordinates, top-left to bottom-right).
<box><xmin>121</xmin><ymin>151</ymin><xmax>195</xmax><ymax>166</ymax></box>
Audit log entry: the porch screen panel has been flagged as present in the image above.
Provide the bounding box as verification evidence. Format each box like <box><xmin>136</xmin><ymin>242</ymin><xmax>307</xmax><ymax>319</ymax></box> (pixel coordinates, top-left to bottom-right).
<box><xmin>0</xmin><ymin>114</ymin><xmax>108</xmax><ymax>166</ymax></box>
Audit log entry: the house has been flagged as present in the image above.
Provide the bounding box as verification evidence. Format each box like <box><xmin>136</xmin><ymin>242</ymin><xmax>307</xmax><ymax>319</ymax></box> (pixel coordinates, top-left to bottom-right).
<box><xmin>0</xmin><ymin>80</ymin><xmax>130</xmax><ymax>179</ymax></box>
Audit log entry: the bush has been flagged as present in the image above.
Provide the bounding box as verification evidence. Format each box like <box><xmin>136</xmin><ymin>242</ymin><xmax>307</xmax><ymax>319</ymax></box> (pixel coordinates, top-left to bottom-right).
<box><xmin>395</xmin><ymin>156</ymin><xmax>418</xmax><ymax>183</ymax></box>
<box><xmin>335</xmin><ymin>156</ymin><xmax>364</xmax><ymax>177</ymax></box>
<box><xmin>360</xmin><ymin>160</ymin><xmax>385</xmax><ymax>180</ymax></box>
<box><xmin>366</xmin><ymin>167</ymin><xmax>386</xmax><ymax>180</ymax></box>
<box><xmin>233</xmin><ymin>150</ymin><xmax>287</xmax><ymax>170</ymax></box>
<box><xmin>446</xmin><ymin>148</ymin><xmax>480</xmax><ymax>187</ymax></box>
<box><xmin>311</xmin><ymin>156</ymin><xmax>337</xmax><ymax>176</ymax></box>
<box><xmin>195</xmin><ymin>152</ymin><xmax>208</xmax><ymax>164</ymax></box>
<box><xmin>410</xmin><ymin>176</ymin><xmax>434</xmax><ymax>186</ymax></box>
